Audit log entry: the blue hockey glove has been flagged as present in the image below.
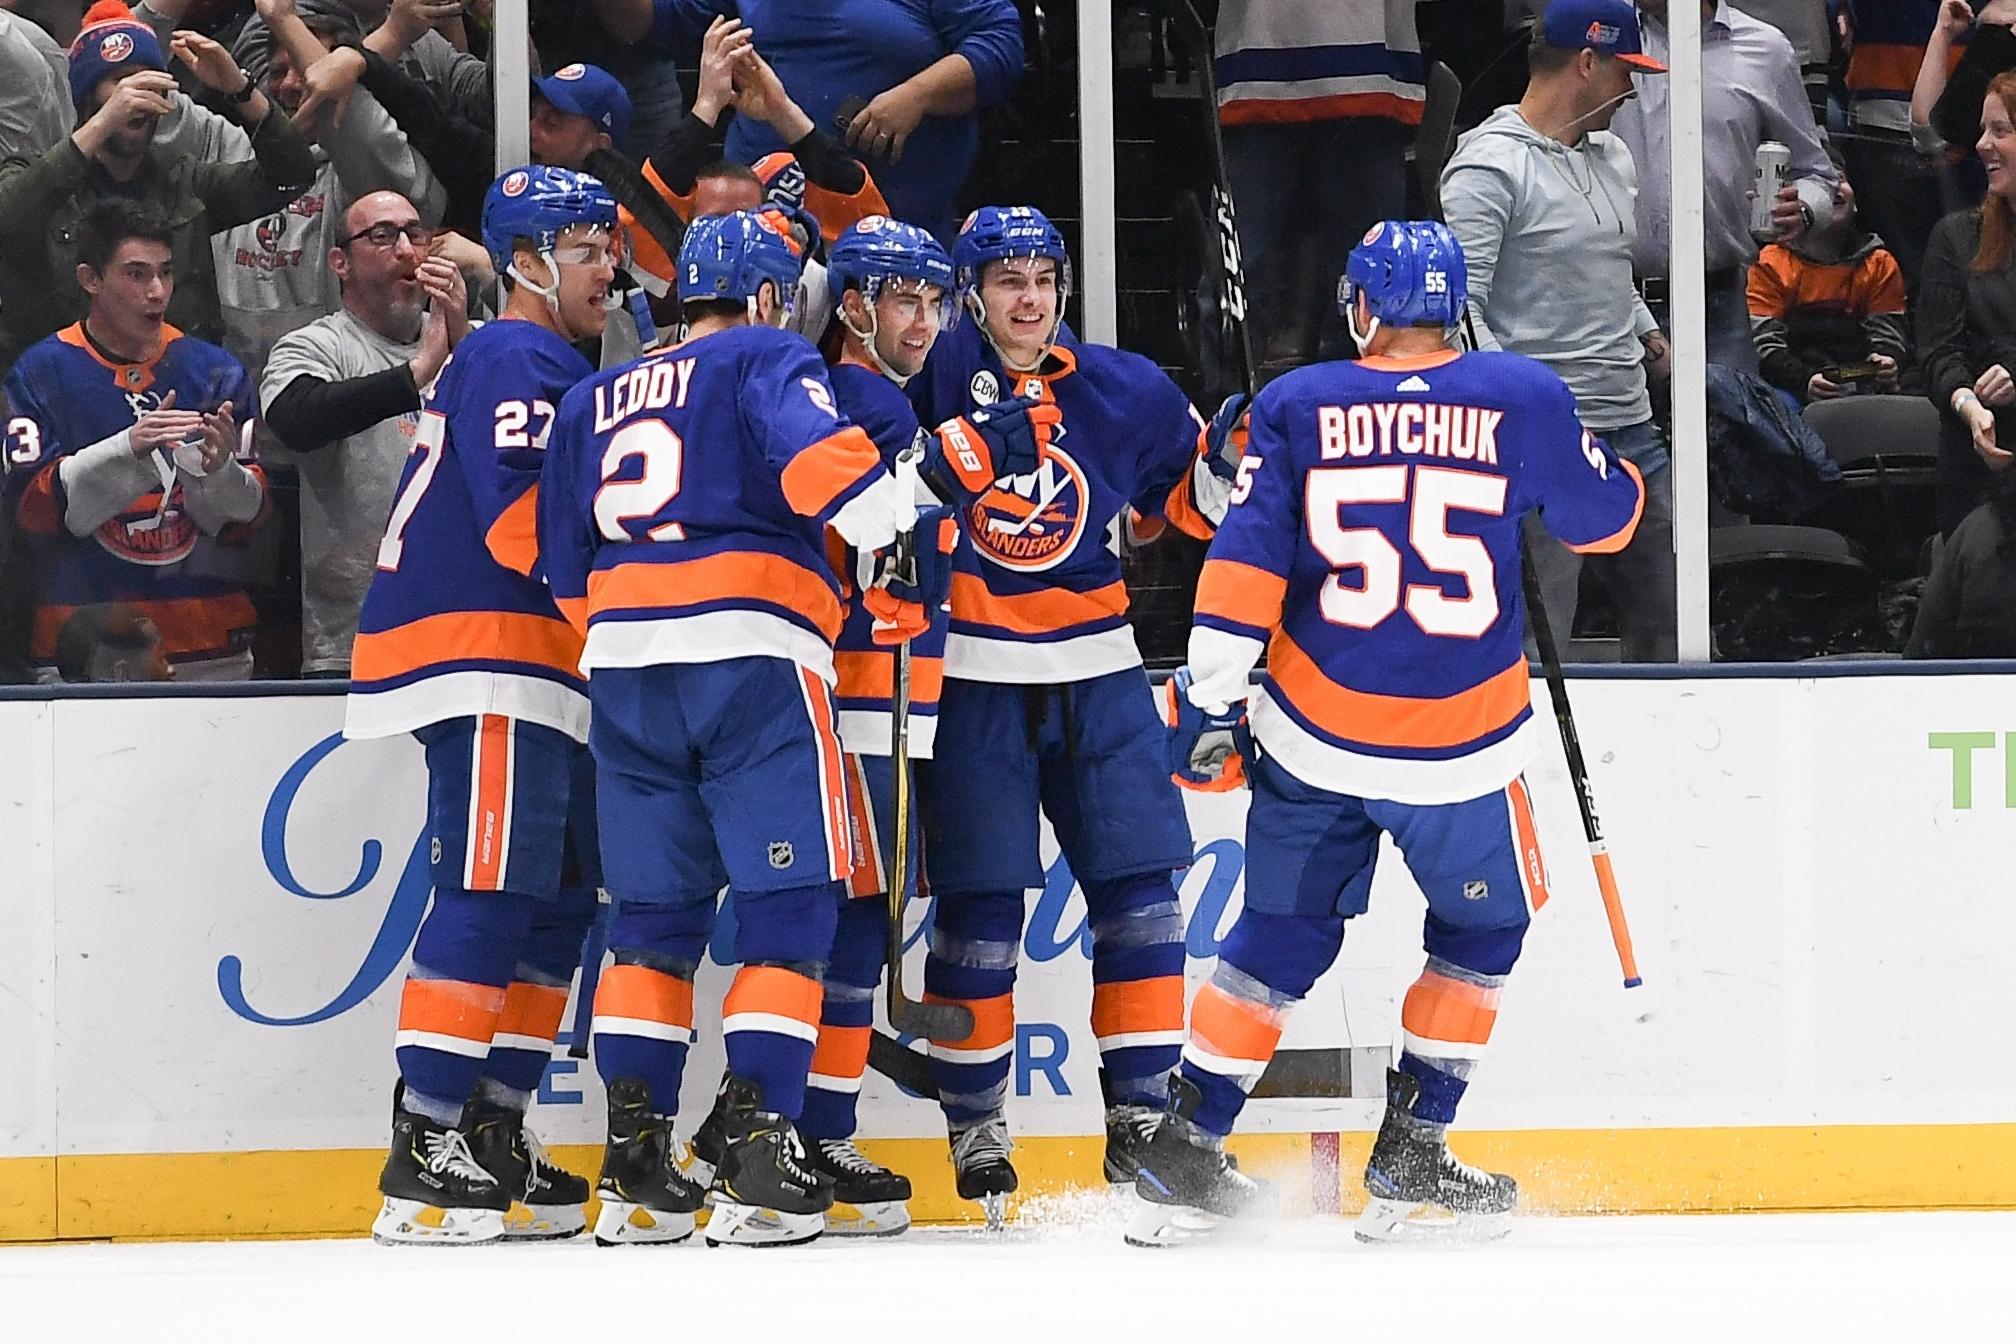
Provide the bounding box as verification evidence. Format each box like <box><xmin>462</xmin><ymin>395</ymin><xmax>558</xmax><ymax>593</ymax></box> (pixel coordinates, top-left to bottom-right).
<box><xmin>1162</xmin><ymin>665</ymin><xmax>1251</xmax><ymax>792</ymax></box>
<box><xmin>1204</xmin><ymin>392</ymin><xmax>1251</xmax><ymax>483</ymax></box>
<box><xmin>923</xmin><ymin>395</ymin><xmax>1062</xmax><ymax>503</ymax></box>
<box><xmin>863</xmin><ymin>507</ymin><xmax>956</xmax><ymax>645</ymax></box>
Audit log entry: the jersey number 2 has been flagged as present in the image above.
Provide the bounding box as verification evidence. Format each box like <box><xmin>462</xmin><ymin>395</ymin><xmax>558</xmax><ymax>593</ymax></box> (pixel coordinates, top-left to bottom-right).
<box><xmin>594</xmin><ymin>421</ymin><xmax>687</xmax><ymax>541</ymax></box>
<box><xmin>1306</xmin><ymin>464</ymin><xmax>1506</xmax><ymax>639</ymax></box>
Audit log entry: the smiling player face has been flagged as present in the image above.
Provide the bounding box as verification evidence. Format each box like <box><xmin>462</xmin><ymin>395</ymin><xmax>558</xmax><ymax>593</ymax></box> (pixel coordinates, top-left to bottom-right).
<box><xmin>867</xmin><ymin>278</ymin><xmax>945</xmax><ymax>379</ymax></box>
<box><xmin>978</xmin><ymin>257</ymin><xmax>1059</xmax><ymax>369</ymax></box>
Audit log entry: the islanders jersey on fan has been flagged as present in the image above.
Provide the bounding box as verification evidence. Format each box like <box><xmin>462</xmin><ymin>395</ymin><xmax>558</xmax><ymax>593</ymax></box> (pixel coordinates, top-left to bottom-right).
<box><xmin>539</xmin><ymin>323</ymin><xmax>893</xmax><ymax>681</ymax></box>
<box><xmin>1193</xmin><ymin>349</ymin><xmax>1643</xmax><ymax>806</ymax></box>
<box><xmin>346</xmin><ymin>319</ymin><xmax>592</xmax><ymax>743</ymax></box>
<box><xmin>3</xmin><ymin>325</ymin><xmax>264</xmax><ymax>670</ymax></box>
<box><xmin>827</xmin><ymin>358</ymin><xmax>946</xmax><ymax>757</ymax></box>
<box><xmin>910</xmin><ymin>319</ymin><xmax>1214</xmax><ymax>684</ymax></box>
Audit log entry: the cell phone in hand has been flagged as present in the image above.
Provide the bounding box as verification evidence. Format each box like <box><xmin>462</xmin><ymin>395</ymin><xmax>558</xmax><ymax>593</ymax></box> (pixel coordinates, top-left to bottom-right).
<box><xmin>835</xmin><ymin>95</ymin><xmax>869</xmax><ymax>140</ymax></box>
<box><xmin>1822</xmin><ymin>362</ymin><xmax>1886</xmax><ymax>386</ymax></box>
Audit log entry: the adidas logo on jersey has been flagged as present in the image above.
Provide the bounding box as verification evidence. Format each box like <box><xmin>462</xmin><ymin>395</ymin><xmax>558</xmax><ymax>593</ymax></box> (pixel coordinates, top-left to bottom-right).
<box><xmin>1396</xmin><ymin>375</ymin><xmax>1432</xmax><ymax>393</ymax></box>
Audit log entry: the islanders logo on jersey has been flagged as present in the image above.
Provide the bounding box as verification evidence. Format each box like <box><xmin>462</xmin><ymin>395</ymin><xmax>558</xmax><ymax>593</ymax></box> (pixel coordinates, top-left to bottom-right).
<box><xmin>98</xmin><ymin>488</ymin><xmax>197</xmax><ymax>567</ymax></box>
<box><xmin>968</xmin><ymin>441</ymin><xmax>1088</xmax><ymax>573</ymax></box>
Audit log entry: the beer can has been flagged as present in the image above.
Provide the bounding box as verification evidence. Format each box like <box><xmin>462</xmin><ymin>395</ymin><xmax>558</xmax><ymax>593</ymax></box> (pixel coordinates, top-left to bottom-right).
<box><xmin>1752</xmin><ymin>141</ymin><xmax>1791</xmax><ymax>239</ymax></box>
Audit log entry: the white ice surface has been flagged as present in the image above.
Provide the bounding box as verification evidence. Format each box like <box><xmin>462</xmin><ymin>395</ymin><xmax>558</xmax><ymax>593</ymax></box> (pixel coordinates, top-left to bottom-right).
<box><xmin>4</xmin><ymin>1207</ymin><xmax>2011</xmax><ymax>1342</ymax></box>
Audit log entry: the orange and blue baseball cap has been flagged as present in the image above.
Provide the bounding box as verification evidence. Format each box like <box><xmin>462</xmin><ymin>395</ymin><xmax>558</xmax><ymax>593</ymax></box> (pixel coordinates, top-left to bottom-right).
<box><xmin>533</xmin><ymin>63</ymin><xmax>633</xmax><ymax>144</ymax></box>
<box><xmin>1541</xmin><ymin>0</ymin><xmax>1668</xmax><ymax>72</ymax></box>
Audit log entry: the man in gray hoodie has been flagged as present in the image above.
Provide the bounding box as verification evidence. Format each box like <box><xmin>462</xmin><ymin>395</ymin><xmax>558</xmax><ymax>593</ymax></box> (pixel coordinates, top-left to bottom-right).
<box><xmin>1441</xmin><ymin>0</ymin><xmax>1677</xmax><ymax>661</ymax></box>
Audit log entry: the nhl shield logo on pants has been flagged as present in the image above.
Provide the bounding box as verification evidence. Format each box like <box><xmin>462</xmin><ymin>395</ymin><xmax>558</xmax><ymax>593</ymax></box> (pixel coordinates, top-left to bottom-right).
<box><xmin>768</xmin><ymin>841</ymin><xmax>794</xmax><ymax>870</ymax></box>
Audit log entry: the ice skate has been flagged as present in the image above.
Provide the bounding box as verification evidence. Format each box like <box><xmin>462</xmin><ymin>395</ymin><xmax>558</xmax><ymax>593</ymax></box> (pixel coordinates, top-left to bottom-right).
<box><xmin>806</xmin><ymin>1138</ymin><xmax>913</xmax><ymax>1237</ymax></box>
<box><xmin>371</xmin><ymin>1087</ymin><xmax>510</xmax><ymax>1246</ymax></box>
<box><xmin>592</xmin><ymin>1078</ymin><xmax>708</xmax><ymax>1246</ymax></box>
<box><xmin>704</xmin><ymin>1076</ymin><xmax>834</xmax><ymax>1247</ymax></box>
<box><xmin>1103</xmin><ymin>1103</ymin><xmax>1163</xmax><ymax>1184</ymax></box>
<box><xmin>949</xmin><ymin>1116</ymin><xmax>1017</xmax><ymax>1230</ymax></box>
<box><xmin>465</xmin><ymin>1099</ymin><xmax>587</xmax><ymax>1241</ymax></box>
<box><xmin>1125</xmin><ymin>1076</ymin><xmax>1269</xmax><ymax>1248</ymax></box>
<box><xmin>1356</xmin><ymin>1068</ymin><xmax>1517</xmax><ymax>1244</ymax></box>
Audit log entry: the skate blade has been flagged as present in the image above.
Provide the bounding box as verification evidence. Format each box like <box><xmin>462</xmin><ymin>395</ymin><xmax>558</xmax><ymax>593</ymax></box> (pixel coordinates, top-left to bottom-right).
<box><xmin>502</xmin><ymin>1200</ymin><xmax>585</xmax><ymax>1241</ymax></box>
<box><xmin>823</xmin><ymin>1199</ymin><xmax>911</xmax><ymax>1238</ymax></box>
<box><xmin>977</xmin><ymin>1192</ymin><xmax>1010</xmax><ymax>1232</ymax></box>
<box><xmin>371</xmin><ymin>1197</ymin><xmax>505</xmax><ymax>1246</ymax></box>
<box><xmin>1123</xmin><ymin>1188</ymin><xmax>1222</xmax><ymax>1248</ymax></box>
<box><xmin>1354</xmin><ymin>1196</ymin><xmax>1513</xmax><ymax>1245</ymax></box>
<box><xmin>592</xmin><ymin>1198</ymin><xmax>696</xmax><ymax>1247</ymax></box>
<box><xmin>703</xmin><ymin>1200</ymin><xmax>824</xmax><ymax>1247</ymax></box>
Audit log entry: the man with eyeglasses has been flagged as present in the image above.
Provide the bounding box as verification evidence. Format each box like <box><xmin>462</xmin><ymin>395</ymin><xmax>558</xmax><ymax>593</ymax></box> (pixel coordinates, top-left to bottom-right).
<box><xmin>210</xmin><ymin>0</ymin><xmax>445</xmax><ymax>390</ymax></box>
<box><xmin>260</xmin><ymin>190</ymin><xmax>465</xmax><ymax>678</ymax></box>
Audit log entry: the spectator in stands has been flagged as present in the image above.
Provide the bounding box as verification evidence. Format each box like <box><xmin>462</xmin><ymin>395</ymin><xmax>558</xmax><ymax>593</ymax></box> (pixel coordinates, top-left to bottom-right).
<box><xmin>529</xmin><ymin>0</ymin><xmax>688</xmax><ymax>160</ymax></box>
<box><xmin>638</xmin><ymin>0</ymin><xmax>1023</xmax><ymax>237</ymax></box>
<box><xmin>1930</xmin><ymin>0</ymin><xmax>2016</xmax><ymax>152</ymax></box>
<box><xmin>1839</xmin><ymin>0</ymin><xmax>1950</xmax><ymax>289</ymax></box>
<box><xmin>1734</xmin><ymin>0</ymin><xmax>1830</xmax><ymax>115</ymax></box>
<box><xmin>232</xmin><ymin>0</ymin><xmax>490</xmax><ymax>127</ymax></box>
<box><xmin>0</xmin><ymin>1</ymin><xmax>73</xmax><ymax>161</ymax></box>
<box><xmin>1213</xmin><ymin>0</ymin><xmax>1419</xmax><ymax>364</ymax></box>
<box><xmin>1920</xmin><ymin>70</ymin><xmax>2016</xmax><ymax>535</ymax></box>
<box><xmin>1748</xmin><ymin>154</ymin><xmax>1911</xmax><ymax>402</ymax></box>
<box><xmin>261</xmin><ymin>190</ymin><xmax>465</xmax><ymax>677</ymax></box>
<box><xmin>1442</xmin><ymin>0</ymin><xmax>1676</xmax><ymax>660</ymax></box>
<box><xmin>0</xmin><ymin>3</ymin><xmax>316</xmax><ymax>373</ymax></box>
<box><xmin>530</xmin><ymin>60</ymin><xmax>631</xmax><ymax>171</ymax></box>
<box><xmin>1906</xmin><ymin>469</ymin><xmax>2016</xmax><ymax>655</ymax></box>
<box><xmin>2</xmin><ymin>201</ymin><xmax>269</xmax><ymax>680</ymax></box>
<box><xmin>54</xmin><ymin>603</ymin><xmax>173</xmax><ymax>680</ymax></box>
<box><xmin>210</xmin><ymin>0</ymin><xmax>445</xmax><ymax>388</ymax></box>
<box><xmin>1612</xmin><ymin>0</ymin><xmax>1838</xmax><ymax>373</ymax></box>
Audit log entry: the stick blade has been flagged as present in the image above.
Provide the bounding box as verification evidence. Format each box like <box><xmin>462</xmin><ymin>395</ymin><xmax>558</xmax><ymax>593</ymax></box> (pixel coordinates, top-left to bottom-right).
<box><xmin>889</xmin><ymin>997</ymin><xmax>974</xmax><ymax>1042</ymax></box>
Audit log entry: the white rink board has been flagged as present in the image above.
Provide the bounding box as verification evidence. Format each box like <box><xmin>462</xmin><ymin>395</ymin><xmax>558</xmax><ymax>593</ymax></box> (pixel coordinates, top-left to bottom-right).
<box><xmin>2</xmin><ymin>671</ymin><xmax>2015</xmax><ymax>1164</ymax></box>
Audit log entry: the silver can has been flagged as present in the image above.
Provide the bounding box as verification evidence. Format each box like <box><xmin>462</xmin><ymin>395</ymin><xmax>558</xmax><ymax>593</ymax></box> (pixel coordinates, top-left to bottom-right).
<box><xmin>1752</xmin><ymin>141</ymin><xmax>1791</xmax><ymax>239</ymax></box>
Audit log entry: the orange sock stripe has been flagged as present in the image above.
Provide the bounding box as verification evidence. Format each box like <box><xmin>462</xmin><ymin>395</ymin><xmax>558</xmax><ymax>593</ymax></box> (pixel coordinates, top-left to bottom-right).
<box><xmin>496</xmin><ymin>981</ymin><xmax>570</xmax><ymax>1042</ymax></box>
<box><xmin>799</xmin><ymin>669</ymin><xmax>854</xmax><ymax>882</ymax></box>
<box><xmin>1400</xmin><ymin>969</ymin><xmax>1501</xmax><ymax>1048</ymax></box>
<box><xmin>397</xmin><ymin>977</ymin><xmax>508</xmax><ymax>1042</ymax></box>
<box><xmin>1507</xmin><ymin>776</ymin><xmax>1550</xmax><ymax>912</ymax></box>
<box><xmin>1187</xmin><ymin>982</ymin><xmax>1286</xmax><ymax>1063</ymax></box>
<box><xmin>722</xmin><ymin>965</ymin><xmax>824</xmax><ymax>1026</ymax></box>
<box><xmin>1089</xmin><ymin>975</ymin><xmax>1185</xmax><ymax>1038</ymax></box>
<box><xmin>809</xmin><ymin>1023</ymin><xmax>873</xmax><ymax>1080</ymax></box>
<box><xmin>467</xmin><ymin>714</ymin><xmax>513</xmax><ymax>891</ymax></box>
<box><xmin>593</xmin><ymin>963</ymin><xmax>695</xmax><ymax>1027</ymax></box>
<box><xmin>923</xmin><ymin>992</ymin><xmax>1014</xmax><ymax>1049</ymax></box>
<box><xmin>844</xmin><ymin>754</ymin><xmax>885</xmax><ymax>899</ymax></box>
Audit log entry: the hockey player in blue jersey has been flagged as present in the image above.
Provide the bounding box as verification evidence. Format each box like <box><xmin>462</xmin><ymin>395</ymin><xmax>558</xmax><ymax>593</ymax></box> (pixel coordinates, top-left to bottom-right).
<box><xmin>907</xmin><ymin>205</ymin><xmax>1235</xmax><ymax>1224</ymax></box>
<box><xmin>1133</xmin><ymin>221</ymin><xmax>1644</xmax><ymax>1247</ymax></box>
<box><xmin>539</xmin><ymin>209</ymin><xmax>1055</xmax><ymax>1247</ymax></box>
<box><xmin>348</xmin><ymin>166</ymin><xmax>619</xmax><ymax>1246</ymax></box>
<box><xmin>787</xmin><ymin>216</ymin><xmax>958</xmax><ymax>1236</ymax></box>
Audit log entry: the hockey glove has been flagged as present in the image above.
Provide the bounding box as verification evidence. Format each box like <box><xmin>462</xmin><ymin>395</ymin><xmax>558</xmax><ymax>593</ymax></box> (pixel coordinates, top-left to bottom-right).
<box><xmin>862</xmin><ymin>508</ymin><xmax>956</xmax><ymax>646</ymax></box>
<box><xmin>1204</xmin><ymin>392</ymin><xmax>1251</xmax><ymax>483</ymax></box>
<box><xmin>922</xmin><ymin>395</ymin><xmax>1063</xmax><ymax>504</ymax></box>
<box><xmin>1162</xmin><ymin>665</ymin><xmax>1252</xmax><ymax>792</ymax></box>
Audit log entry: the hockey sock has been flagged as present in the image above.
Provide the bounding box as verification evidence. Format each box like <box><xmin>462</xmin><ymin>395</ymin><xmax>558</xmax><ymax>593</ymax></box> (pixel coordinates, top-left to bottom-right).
<box><xmin>1178</xmin><ymin>908</ymin><xmax>1346</xmax><ymax>1136</ymax></box>
<box><xmin>592</xmin><ymin>958</ymin><xmax>696</xmax><ymax>1115</ymax></box>
<box><xmin>1084</xmin><ymin>872</ymin><xmax>1187</xmax><ymax>1107</ymax></box>
<box><xmin>482</xmin><ymin>886</ymin><xmax>598</xmax><ymax>1102</ymax></box>
<box><xmin>722</xmin><ymin>882</ymin><xmax>840</xmax><ymax>1120</ymax></box>
<box><xmin>1397</xmin><ymin>916</ymin><xmax>1528</xmax><ymax>1131</ymax></box>
<box><xmin>922</xmin><ymin>887</ymin><xmax>1022</xmax><ymax>1127</ymax></box>
<box><xmin>801</xmin><ymin>896</ymin><xmax>884</xmax><ymax>1140</ymax></box>
<box><xmin>395</xmin><ymin>887</ymin><xmax>537</xmax><ymax>1121</ymax></box>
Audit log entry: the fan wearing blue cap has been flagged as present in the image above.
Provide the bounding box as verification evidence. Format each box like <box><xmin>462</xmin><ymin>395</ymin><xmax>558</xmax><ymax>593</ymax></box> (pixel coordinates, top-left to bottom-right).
<box><xmin>1138</xmin><ymin>219</ymin><xmax>1645</xmax><ymax>1247</ymax></box>
<box><xmin>531</xmin><ymin>64</ymin><xmax>634</xmax><ymax>171</ymax></box>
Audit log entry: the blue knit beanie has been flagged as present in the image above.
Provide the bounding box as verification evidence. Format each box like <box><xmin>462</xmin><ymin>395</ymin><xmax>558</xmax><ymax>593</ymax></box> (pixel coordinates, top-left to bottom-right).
<box><xmin>68</xmin><ymin>3</ymin><xmax>168</xmax><ymax>112</ymax></box>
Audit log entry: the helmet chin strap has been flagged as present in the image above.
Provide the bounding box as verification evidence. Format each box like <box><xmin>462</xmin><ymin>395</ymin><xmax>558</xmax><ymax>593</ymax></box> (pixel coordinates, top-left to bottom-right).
<box><xmin>842</xmin><ymin>299</ymin><xmax>911</xmax><ymax>387</ymax></box>
<box><xmin>510</xmin><ymin>249</ymin><xmax>570</xmax><ymax>328</ymax></box>
<box><xmin>967</xmin><ymin>291</ymin><xmax>1056</xmax><ymax>374</ymax></box>
<box><xmin>1346</xmin><ymin>301</ymin><xmax>1382</xmax><ymax>357</ymax></box>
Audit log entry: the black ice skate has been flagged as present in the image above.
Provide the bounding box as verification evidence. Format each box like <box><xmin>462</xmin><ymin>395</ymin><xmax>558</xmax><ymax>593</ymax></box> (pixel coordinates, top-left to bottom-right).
<box><xmin>466</xmin><ymin>1099</ymin><xmax>588</xmax><ymax>1241</ymax></box>
<box><xmin>592</xmin><ymin>1078</ymin><xmax>709</xmax><ymax>1247</ymax></box>
<box><xmin>705</xmin><ymin>1075</ymin><xmax>835</xmax><ymax>1247</ymax></box>
<box><xmin>948</xmin><ymin>1116</ymin><xmax>1017</xmax><ymax>1231</ymax></box>
<box><xmin>372</xmin><ymin>1086</ymin><xmax>511</xmax><ymax>1246</ymax></box>
<box><xmin>1100</xmin><ymin>1067</ymin><xmax>1164</xmax><ymax>1184</ymax></box>
<box><xmin>1125</xmin><ymin>1075</ymin><xmax>1270</xmax><ymax>1248</ymax></box>
<box><xmin>1357</xmin><ymin>1068</ymin><xmax>1517</xmax><ymax>1244</ymax></box>
<box><xmin>806</xmin><ymin>1138</ymin><xmax>913</xmax><ymax>1237</ymax></box>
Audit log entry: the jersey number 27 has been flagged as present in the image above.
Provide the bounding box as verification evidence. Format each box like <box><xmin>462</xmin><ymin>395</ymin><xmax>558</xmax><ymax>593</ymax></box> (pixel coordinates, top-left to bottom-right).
<box><xmin>1307</xmin><ymin>464</ymin><xmax>1506</xmax><ymax>639</ymax></box>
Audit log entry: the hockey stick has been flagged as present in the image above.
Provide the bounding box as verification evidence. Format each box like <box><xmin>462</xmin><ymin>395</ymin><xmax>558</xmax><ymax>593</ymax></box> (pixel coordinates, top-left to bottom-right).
<box><xmin>1520</xmin><ymin>548</ymin><xmax>1643</xmax><ymax>990</ymax></box>
<box><xmin>1160</xmin><ymin>0</ymin><xmax>1260</xmax><ymax>402</ymax></box>
<box><xmin>566</xmin><ymin>890</ymin><xmax>612</xmax><ymax>1059</ymax></box>
<box><xmin>883</xmin><ymin>457</ymin><xmax>976</xmax><ymax>1044</ymax></box>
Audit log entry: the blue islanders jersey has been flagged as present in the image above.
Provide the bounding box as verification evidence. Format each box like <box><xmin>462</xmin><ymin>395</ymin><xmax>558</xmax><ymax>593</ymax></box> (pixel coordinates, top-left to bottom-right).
<box><xmin>827</xmin><ymin>358</ymin><xmax>947</xmax><ymax>758</ymax></box>
<box><xmin>346</xmin><ymin>319</ymin><xmax>593</xmax><ymax>743</ymax></box>
<box><xmin>1192</xmin><ymin>349</ymin><xmax>1644</xmax><ymax>806</ymax></box>
<box><xmin>910</xmin><ymin>320</ymin><xmax>1213</xmax><ymax>684</ymax></box>
<box><xmin>3</xmin><ymin>324</ymin><xmax>265</xmax><ymax>670</ymax></box>
<box><xmin>540</xmin><ymin>323</ymin><xmax>898</xmax><ymax>682</ymax></box>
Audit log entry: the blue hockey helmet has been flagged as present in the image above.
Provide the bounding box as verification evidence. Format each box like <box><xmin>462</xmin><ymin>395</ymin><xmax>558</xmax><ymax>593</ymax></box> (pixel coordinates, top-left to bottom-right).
<box><xmin>481</xmin><ymin>164</ymin><xmax>618</xmax><ymax>275</ymax></box>
<box><xmin>676</xmin><ymin>207</ymin><xmax>806</xmax><ymax>316</ymax></box>
<box><xmin>1340</xmin><ymin>220</ymin><xmax>1468</xmax><ymax>339</ymax></box>
<box><xmin>829</xmin><ymin>216</ymin><xmax>954</xmax><ymax>315</ymax></box>
<box><xmin>953</xmin><ymin>205</ymin><xmax>1073</xmax><ymax>306</ymax></box>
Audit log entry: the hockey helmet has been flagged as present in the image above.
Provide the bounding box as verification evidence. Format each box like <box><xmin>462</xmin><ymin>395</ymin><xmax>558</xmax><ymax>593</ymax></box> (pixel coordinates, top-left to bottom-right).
<box><xmin>481</xmin><ymin>164</ymin><xmax>618</xmax><ymax>275</ymax></box>
<box><xmin>952</xmin><ymin>205</ymin><xmax>1072</xmax><ymax>307</ymax></box>
<box><xmin>829</xmin><ymin>216</ymin><xmax>954</xmax><ymax>319</ymax></box>
<box><xmin>676</xmin><ymin>207</ymin><xmax>806</xmax><ymax>316</ymax></box>
<box><xmin>1340</xmin><ymin>220</ymin><xmax>1468</xmax><ymax>338</ymax></box>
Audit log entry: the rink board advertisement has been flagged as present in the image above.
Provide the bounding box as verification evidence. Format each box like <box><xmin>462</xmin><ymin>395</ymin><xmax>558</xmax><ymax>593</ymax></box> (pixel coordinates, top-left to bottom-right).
<box><xmin>4</xmin><ymin>672</ymin><xmax>2016</xmax><ymax>1240</ymax></box>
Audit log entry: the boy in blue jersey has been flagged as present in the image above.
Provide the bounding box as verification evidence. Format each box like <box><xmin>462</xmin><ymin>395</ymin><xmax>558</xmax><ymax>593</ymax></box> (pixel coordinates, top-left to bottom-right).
<box><xmin>1132</xmin><ymin>222</ymin><xmax>1644</xmax><ymax>1248</ymax></box>
<box><xmin>348</xmin><ymin>166</ymin><xmax>619</xmax><ymax>1247</ymax></box>
<box><xmin>906</xmin><ymin>205</ymin><xmax>1233</xmax><ymax>1223</ymax></box>
<box><xmin>3</xmin><ymin>201</ymin><xmax>266</xmax><ymax>681</ymax></box>
<box><xmin>787</xmin><ymin>215</ymin><xmax>957</xmax><ymax>1236</ymax></box>
<box><xmin>540</xmin><ymin>208</ymin><xmax>1053</xmax><ymax>1247</ymax></box>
